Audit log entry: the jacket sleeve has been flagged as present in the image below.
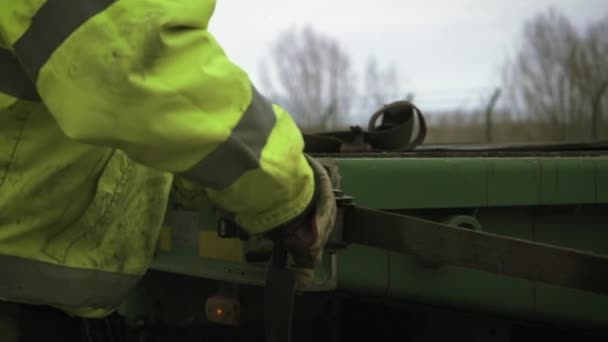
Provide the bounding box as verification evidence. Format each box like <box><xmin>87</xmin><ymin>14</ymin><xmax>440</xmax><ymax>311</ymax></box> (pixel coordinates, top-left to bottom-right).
<box><xmin>0</xmin><ymin>0</ymin><xmax>315</xmax><ymax>234</ymax></box>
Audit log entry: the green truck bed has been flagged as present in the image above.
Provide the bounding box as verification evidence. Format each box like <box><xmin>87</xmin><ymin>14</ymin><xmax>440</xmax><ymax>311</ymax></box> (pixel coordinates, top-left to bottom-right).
<box><xmin>122</xmin><ymin>148</ymin><xmax>608</xmax><ymax>341</ymax></box>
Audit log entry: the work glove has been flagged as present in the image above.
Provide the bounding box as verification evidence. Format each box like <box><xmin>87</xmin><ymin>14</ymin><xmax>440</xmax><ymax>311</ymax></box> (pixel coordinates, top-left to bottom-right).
<box><xmin>265</xmin><ymin>157</ymin><xmax>337</xmax><ymax>289</ymax></box>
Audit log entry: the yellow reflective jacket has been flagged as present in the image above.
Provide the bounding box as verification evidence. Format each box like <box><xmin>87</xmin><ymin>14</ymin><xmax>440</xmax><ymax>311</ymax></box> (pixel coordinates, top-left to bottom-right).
<box><xmin>0</xmin><ymin>0</ymin><xmax>314</xmax><ymax>317</ymax></box>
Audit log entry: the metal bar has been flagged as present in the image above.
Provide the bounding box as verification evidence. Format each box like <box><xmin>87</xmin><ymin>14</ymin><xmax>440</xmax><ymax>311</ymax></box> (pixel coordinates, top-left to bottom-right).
<box><xmin>343</xmin><ymin>206</ymin><xmax>608</xmax><ymax>295</ymax></box>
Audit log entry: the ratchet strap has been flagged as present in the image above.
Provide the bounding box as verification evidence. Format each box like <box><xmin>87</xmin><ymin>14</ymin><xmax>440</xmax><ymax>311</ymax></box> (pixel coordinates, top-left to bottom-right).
<box><xmin>341</xmin><ymin>206</ymin><xmax>608</xmax><ymax>296</ymax></box>
<box><xmin>263</xmin><ymin>193</ymin><xmax>608</xmax><ymax>342</ymax></box>
<box><xmin>303</xmin><ymin>101</ymin><xmax>427</xmax><ymax>153</ymax></box>
<box><xmin>264</xmin><ymin>242</ymin><xmax>296</xmax><ymax>342</ymax></box>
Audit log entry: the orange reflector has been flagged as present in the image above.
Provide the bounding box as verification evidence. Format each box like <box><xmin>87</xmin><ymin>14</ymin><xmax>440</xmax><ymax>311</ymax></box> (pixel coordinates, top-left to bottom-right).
<box><xmin>205</xmin><ymin>295</ymin><xmax>240</xmax><ymax>326</ymax></box>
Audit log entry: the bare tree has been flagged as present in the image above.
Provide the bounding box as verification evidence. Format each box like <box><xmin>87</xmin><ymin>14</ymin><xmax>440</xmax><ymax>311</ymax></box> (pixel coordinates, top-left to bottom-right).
<box><xmin>364</xmin><ymin>56</ymin><xmax>406</xmax><ymax>109</ymax></box>
<box><xmin>260</xmin><ymin>26</ymin><xmax>410</xmax><ymax>131</ymax></box>
<box><xmin>504</xmin><ymin>8</ymin><xmax>608</xmax><ymax>141</ymax></box>
<box><xmin>572</xmin><ymin>15</ymin><xmax>608</xmax><ymax>140</ymax></box>
<box><xmin>260</xmin><ymin>26</ymin><xmax>355</xmax><ymax>131</ymax></box>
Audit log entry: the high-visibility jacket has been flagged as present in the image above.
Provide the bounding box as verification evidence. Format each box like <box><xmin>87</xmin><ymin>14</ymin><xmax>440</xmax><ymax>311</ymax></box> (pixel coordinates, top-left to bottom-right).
<box><xmin>0</xmin><ymin>0</ymin><xmax>314</xmax><ymax>318</ymax></box>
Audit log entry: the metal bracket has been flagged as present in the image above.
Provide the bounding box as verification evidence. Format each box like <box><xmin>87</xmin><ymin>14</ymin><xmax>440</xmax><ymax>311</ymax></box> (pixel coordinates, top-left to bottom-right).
<box><xmin>325</xmin><ymin>189</ymin><xmax>353</xmax><ymax>252</ymax></box>
<box><xmin>217</xmin><ymin>217</ymin><xmax>250</xmax><ymax>241</ymax></box>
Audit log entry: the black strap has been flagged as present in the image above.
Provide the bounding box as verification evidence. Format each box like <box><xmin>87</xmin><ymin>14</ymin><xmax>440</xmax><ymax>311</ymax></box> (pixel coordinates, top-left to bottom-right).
<box><xmin>342</xmin><ymin>206</ymin><xmax>608</xmax><ymax>295</ymax></box>
<box><xmin>264</xmin><ymin>243</ymin><xmax>296</xmax><ymax>342</ymax></box>
<box><xmin>303</xmin><ymin>101</ymin><xmax>427</xmax><ymax>153</ymax></box>
<box><xmin>216</xmin><ymin>219</ymin><xmax>296</xmax><ymax>342</ymax></box>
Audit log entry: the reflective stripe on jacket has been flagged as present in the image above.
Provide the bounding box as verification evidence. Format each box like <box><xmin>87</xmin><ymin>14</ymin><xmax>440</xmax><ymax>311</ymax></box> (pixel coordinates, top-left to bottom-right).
<box><xmin>0</xmin><ymin>0</ymin><xmax>314</xmax><ymax>317</ymax></box>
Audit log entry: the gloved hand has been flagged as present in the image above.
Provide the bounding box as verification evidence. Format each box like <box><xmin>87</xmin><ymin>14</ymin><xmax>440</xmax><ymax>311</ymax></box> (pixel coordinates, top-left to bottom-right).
<box><xmin>265</xmin><ymin>157</ymin><xmax>337</xmax><ymax>289</ymax></box>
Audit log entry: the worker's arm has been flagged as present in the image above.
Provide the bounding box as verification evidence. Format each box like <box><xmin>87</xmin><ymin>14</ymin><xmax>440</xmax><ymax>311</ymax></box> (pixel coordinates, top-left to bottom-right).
<box><xmin>1</xmin><ymin>0</ymin><xmax>319</xmax><ymax>234</ymax></box>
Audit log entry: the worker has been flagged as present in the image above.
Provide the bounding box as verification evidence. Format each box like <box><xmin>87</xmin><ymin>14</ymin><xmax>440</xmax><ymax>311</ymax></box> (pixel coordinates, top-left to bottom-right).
<box><xmin>0</xmin><ymin>0</ymin><xmax>337</xmax><ymax>340</ymax></box>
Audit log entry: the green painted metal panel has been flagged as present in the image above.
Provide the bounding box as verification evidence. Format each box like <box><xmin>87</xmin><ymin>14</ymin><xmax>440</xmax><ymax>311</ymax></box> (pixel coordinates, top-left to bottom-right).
<box><xmin>530</xmin><ymin>206</ymin><xmax>608</xmax><ymax>326</ymax></box>
<box><xmin>532</xmin><ymin>206</ymin><xmax>608</xmax><ymax>255</ymax></box>
<box><xmin>336</xmin><ymin>158</ymin><xmax>485</xmax><ymax>209</ymax></box>
<box><xmin>534</xmin><ymin>284</ymin><xmax>608</xmax><ymax>328</ymax></box>
<box><xmin>335</xmin><ymin>157</ymin><xmax>608</xmax><ymax>209</ymax></box>
<box><xmin>475</xmin><ymin>207</ymin><xmax>534</xmax><ymax>240</ymax></box>
<box><xmin>537</xmin><ymin>158</ymin><xmax>597</xmax><ymax>205</ymax></box>
<box><xmin>336</xmin><ymin>245</ymin><xmax>389</xmax><ymax>297</ymax></box>
<box><xmin>385</xmin><ymin>253</ymin><xmax>535</xmax><ymax>317</ymax></box>
<box><xmin>596</xmin><ymin>159</ymin><xmax>608</xmax><ymax>202</ymax></box>
<box><xmin>336</xmin><ymin>246</ymin><xmax>608</xmax><ymax>329</ymax></box>
<box><xmin>335</xmin><ymin>205</ymin><xmax>608</xmax><ymax>328</ymax></box>
<box><xmin>485</xmin><ymin>158</ymin><xmax>541</xmax><ymax>206</ymax></box>
<box><xmin>147</xmin><ymin>155</ymin><xmax>608</xmax><ymax>330</ymax></box>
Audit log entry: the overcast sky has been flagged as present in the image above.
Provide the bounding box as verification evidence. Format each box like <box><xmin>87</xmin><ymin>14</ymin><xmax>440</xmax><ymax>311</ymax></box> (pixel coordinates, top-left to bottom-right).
<box><xmin>210</xmin><ymin>0</ymin><xmax>607</xmax><ymax>112</ymax></box>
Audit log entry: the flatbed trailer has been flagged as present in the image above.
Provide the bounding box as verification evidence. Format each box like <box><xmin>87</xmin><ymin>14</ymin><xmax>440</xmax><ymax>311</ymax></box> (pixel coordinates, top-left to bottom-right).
<box><xmin>119</xmin><ymin>146</ymin><xmax>608</xmax><ymax>341</ymax></box>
